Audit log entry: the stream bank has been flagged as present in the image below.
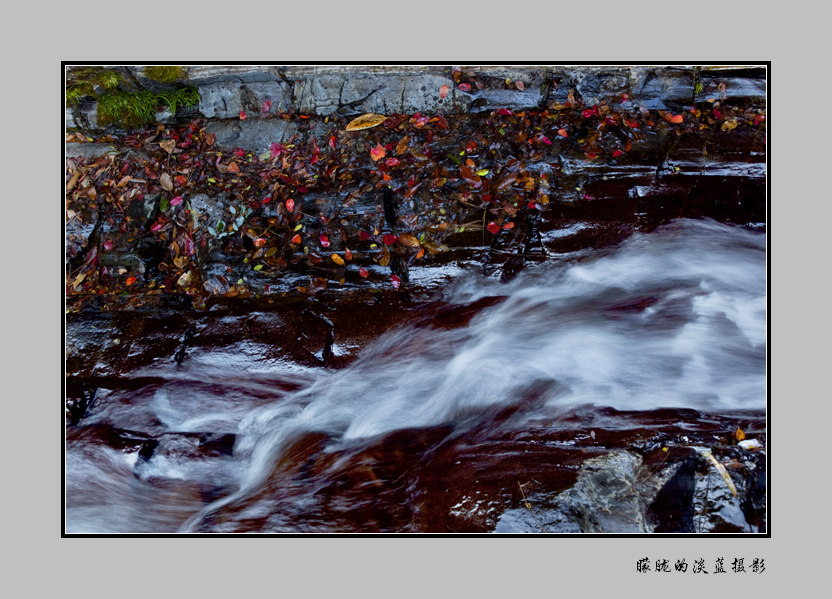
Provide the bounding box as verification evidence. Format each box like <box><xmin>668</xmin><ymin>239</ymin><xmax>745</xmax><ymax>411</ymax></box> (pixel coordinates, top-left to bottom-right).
<box><xmin>65</xmin><ymin>65</ymin><xmax>767</xmax><ymax>534</ymax></box>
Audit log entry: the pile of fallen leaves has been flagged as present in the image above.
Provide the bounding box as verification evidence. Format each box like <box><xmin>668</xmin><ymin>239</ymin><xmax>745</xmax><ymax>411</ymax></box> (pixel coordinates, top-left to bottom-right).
<box><xmin>66</xmin><ymin>92</ymin><xmax>766</xmax><ymax>309</ymax></box>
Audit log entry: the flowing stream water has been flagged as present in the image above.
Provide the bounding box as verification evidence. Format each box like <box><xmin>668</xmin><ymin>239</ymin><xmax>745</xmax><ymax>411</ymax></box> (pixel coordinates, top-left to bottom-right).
<box><xmin>65</xmin><ymin>218</ymin><xmax>767</xmax><ymax>533</ymax></box>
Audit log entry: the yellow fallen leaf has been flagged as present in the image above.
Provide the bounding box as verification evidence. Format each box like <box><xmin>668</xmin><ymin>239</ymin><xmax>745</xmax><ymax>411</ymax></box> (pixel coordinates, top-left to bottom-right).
<box><xmin>721</xmin><ymin>119</ymin><xmax>738</xmax><ymax>132</ymax></box>
<box><xmin>331</xmin><ymin>253</ymin><xmax>345</xmax><ymax>266</ymax></box>
<box><xmin>734</xmin><ymin>426</ymin><xmax>746</xmax><ymax>442</ymax></box>
<box><xmin>345</xmin><ymin>113</ymin><xmax>387</xmax><ymax>131</ymax></box>
<box><xmin>704</xmin><ymin>452</ymin><xmax>737</xmax><ymax>497</ymax></box>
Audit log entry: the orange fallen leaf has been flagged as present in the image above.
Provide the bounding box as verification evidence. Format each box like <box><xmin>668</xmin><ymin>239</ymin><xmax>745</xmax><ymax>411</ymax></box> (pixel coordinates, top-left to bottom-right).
<box><xmin>227</xmin><ymin>161</ymin><xmax>240</xmax><ymax>173</ymax></box>
<box><xmin>125</xmin><ymin>276</ymin><xmax>137</xmax><ymax>286</ymax></box>
<box><xmin>439</xmin><ymin>84</ymin><xmax>450</xmax><ymax>99</ymax></box>
<box><xmin>370</xmin><ymin>144</ymin><xmax>386</xmax><ymax>161</ymax></box>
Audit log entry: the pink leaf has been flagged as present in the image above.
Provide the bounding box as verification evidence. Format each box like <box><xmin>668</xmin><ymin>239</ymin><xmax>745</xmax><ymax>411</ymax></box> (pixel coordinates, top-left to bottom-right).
<box><xmin>391</xmin><ymin>275</ymin><xmax>401</xmax><ymax>290</ymax></box>
<box><xmin>498</xmin><ymin>108</ymin><xmax>513</xmax><ymax>116</ymax></box>
<box><xmin>170</xmin><ymin>195</ymin><xmax>183</xmax><ymax>206</ymax></box>
<box><xmin>103</xmin><ymin>240</ymin><xmax>114</xmax><ymax>251</ymax></box>
<box><xmin>262</xmin><ymin>100</ymin><xmax>272</xmax><ymax>113</ymax></box>
<box><xmin>286</xmin><ymin>198</ymin><xmax>295</xmax><ymax>213</ymax></box>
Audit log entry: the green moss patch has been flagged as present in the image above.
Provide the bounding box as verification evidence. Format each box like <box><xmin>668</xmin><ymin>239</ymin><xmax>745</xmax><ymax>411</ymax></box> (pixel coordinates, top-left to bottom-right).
<box><xmin>144</xmin><ymin>65</ymin><xmax>186</xmax><ymax>84</ymax></box>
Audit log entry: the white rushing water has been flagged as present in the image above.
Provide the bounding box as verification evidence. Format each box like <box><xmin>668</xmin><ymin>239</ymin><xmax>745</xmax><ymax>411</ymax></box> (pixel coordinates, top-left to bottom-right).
<box><xmin>65</xmin><ymin>218</ymin><xmax>767</xmax><ymax>533</ymax></box>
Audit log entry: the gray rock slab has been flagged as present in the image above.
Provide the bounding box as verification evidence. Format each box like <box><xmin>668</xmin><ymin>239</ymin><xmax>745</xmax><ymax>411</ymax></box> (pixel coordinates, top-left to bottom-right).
<box><xmin>66</xmin><ymin>142</ymin><xmax>120</xmax><ymax>159</ymax></box>
<box><xmin>204</xmin><ymin>119</ymin><xmax>300</xmax><ymax>153</ymax></box>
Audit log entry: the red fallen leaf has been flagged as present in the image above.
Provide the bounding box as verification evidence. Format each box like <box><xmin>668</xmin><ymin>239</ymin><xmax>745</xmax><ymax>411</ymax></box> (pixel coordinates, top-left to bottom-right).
<box><xmin>612</xmin><ymin>150</ymin><xmax>623</xmax><ymax>158</ymax></box>
<box><xmin>270</xmin><ymin>142</ymin><xmax>287</xmax><ymax>158</ymax></box>
<box><xmin>262</xmin><ymin>100</ymin><xmax>272</xmax><ymax>113</ymax></box>
<box><xmin>239</xmin><ymin>111</ymin><xmax>247</xmax><ymax>120</ymax></box>
<box><xmin>383</xmin><ymin>234</ymin><xmax>398</xmax><ymax>245</ymax></box>
<box><xmin>227</xmin><ymin>161</ymin><xmax>240</xmax><ymax>173</ymax></box>
<box><xmin>466</xmin><ymin>141</ymin><xmax>477</xmax><ymax>152</ymax></box>
<box><xmin>583</xmin><ymin>194</ymin><xmax>593</xmax><ymax>201</ymax></box>
<box><xmin>262</xmin><ymin>196</ymin><xmax>272</xmax><ymax>204</ymax></box>
<box><xmin>291</xmin><ymin>234</ymin><xmax>301</xmax><ymax>244</ymax></box>
<box><xmin>233</xmin><ymin>148</ymin><xmax>245</xmax><ymax>157</ymax></box>
<box><xmin>391</xmin><ymin>275</ymin><xmax>402</xmax><ymax>290</ymax></box>
<box><xmin>359</xmin><ymin>230</ymin><xmax>371</xmax><ymax>241</ymax></box>
<box><xmin>329</xmin><ymin>135</ymin><xmax>337</xmax><ymax>149</ymax></box>
<box><xmin>754</xmin><ymin>114</ymin><xmax>765</xmax><ymax>125</ymax></box>
<box><xmin>585</xmin><ymin>152</ymin><xmax>598</xmax><ymax>159</ymax></box>
<box><xmin>170</xmin><ymin>195</ymin><xmax>183</xmax><ymax>206</ymax></box>
<box><xmin>528</xmin><ymin>201</ymin><xmax>538</xmax><ymax>210</ymax></box>
<box><xmin>713</xmin><ymin>108</ymin><xmax>723</xmax><ymax>120</ymax></box>
<box><xmin>557</xmin><ymin>128</ymin><xmax>568</xmax><ymax>137</ymax></box>
<box><xmin>385</xmin><ymin>157</ymin><xmax>401</xmax><ymax>167</ymax></box>
<box><xmin>515</xmin><ymin>80</ymin><xmax>525</xmax><ymax>91</ymax></box>
<box><xmin>359</xmin><ymin>267</ymin><xmax>369</xmax><ymax>279</ymax></box>
<box><xmin>345</xmin><ymin>248</ymin><xmax>352</xmax><ymax>261</ymax></box>
<box><xmin>175</xmin><ymin>175</ymin><xmax>187</xmax><ymax>186</ymax></box>
<box><xmin>439</xmin><ymin>84</ymin><xmax>450</xmax><ymax>99</ymax></box>
<box><xmin>320</xmin><ymin>234</ymin><xmax>330</xmax><ymax>247</ymax></box>
<box><xmin>412</xmin><ymin>115</ymin><xmax>429</xmax><ymax>127</ymax></box>
<box><xmin>498</xmin><ymin>108</ymin><xmax>513</xmax><ymax>116</ymax></box>
<box><xmin>487</xmin><ymin>222</ymin><xmax>500</xmax><ymax>234</ymax></box>
<box><xmin>621</xmin><ymin>93</ymin><xmax>629</xmax><ymax>103</ymax></box>
<box><xmin>125</xmin><ymin>276</ymin><xmax>136</xmax><ymax>286</ymax></box>
<box><xmin>582</xmin><ymin>108</ymin><xmax>595</xmax><ymax>118</ymax></box>
<box><xmin>254</xmin><ymin>238</ymin><xmax>267</xmax><ymax>248</ymax></box>
<box><xmin>502</xmin><ymin>222</ymin><xmax>515</xmax><ymax>230</ymax></box>
<box><xmin>286</xmin><ymin>198</ymin><xmax>295</xmax><ymax>213</ymax></box>
<box><xmin>370</xmin><ymin>144</ymin><xmax>386</xmax><ymax>161</ymax></box>
<box><xmin>103</xmin><ymin>240</ymin><xmax>114</xmax><ymax>251</ymax></box>
<box><xmin>458</xmin><ymin>83</ymin><xmax>471</xmax><ymax>92</ymax></box>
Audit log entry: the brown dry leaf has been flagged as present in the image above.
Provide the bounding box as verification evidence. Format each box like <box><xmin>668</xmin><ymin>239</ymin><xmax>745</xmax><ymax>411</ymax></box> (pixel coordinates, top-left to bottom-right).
<box><xmin>396</xmin><ymin>135</ymin><xmax>410</xmax><ymax>156</ymax></box>
<box><xmin>376</xmin><ymin>245</ymin><xmax>391</xmax><ymax>266</ymax></box>
<box><xmin>345</xmin><ymin>113</ymin><xmax>387</xmax><ymax>131</ymax></box>
<box><xmin>159</xmin><ymin>139</ymin><xmax>176</xmax><ymax>154</ymax></box>
<box><xmin>704</xmin><ymin>452</ymin><xmax>737</xmax><ymax>497</ymax></box>
<box><xmin>397</xmin><ymin>233</ymin><xmax>421</xmax><ymax>248</ymax></box>
<box><xmin>174</xmin><ymin>255</ymin><xmax>189</xmax><ymax>269</ymax></box>
<box><xmin>66</xmin><ymin>172</ymin><xmax>80</xmax><ymax>193</ymax></box>
<box><xmin>71</xmin><ymin>272</ymin><xmax>87</xmax><ymax>289</ymax></box>
<box><xmin>160</xmin><ymin>172</ymin><xmax>173</xmax><ymax>191</ymax></box>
